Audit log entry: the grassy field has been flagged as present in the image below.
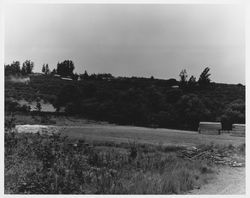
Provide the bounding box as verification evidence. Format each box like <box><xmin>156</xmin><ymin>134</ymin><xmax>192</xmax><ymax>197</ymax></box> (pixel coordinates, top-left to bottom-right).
<box><xmin>60</xmin><ymin>125</ymin><xmax>244</xmax><ymax>147</ymax></box>
<box><xmin>5</xmin><ymin>114</ymin><xmax>245</xmax><ymax>194</ymax></box>
<box><xmin>9</xmin><ymin>113</ymin><xmax>245</xmax><ymax>147</ymax></box>
<box><xmin>4</xmin><ymin>131</ymin><xmax>220</xmax><ymax>194</ymax></box>
<box><xmin>5</xmin><ymin>130</ymin><xmax>245</xmax><ymax>194</ymax></box>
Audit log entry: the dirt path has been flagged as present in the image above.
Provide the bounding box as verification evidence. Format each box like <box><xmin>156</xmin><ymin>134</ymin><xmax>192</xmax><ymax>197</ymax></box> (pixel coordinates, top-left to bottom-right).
<box><xmin>190</xmin><ymin>167</ymin><xmax>245</xmax><ymax>194</ymax></box>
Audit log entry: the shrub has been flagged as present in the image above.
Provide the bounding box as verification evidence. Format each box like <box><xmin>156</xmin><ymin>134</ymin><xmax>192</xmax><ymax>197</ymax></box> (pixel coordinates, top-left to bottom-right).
<box><xmin>221</xmin><ymin>99</ymin><xmax>245</xmax><ymax>130</ymax></box>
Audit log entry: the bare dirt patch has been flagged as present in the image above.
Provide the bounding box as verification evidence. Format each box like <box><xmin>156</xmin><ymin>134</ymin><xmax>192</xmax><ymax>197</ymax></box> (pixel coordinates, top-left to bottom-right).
<box><xmin>190</xmin><ymin>167</ymin><xmax>245</xmax><ymax>194</ymax></box>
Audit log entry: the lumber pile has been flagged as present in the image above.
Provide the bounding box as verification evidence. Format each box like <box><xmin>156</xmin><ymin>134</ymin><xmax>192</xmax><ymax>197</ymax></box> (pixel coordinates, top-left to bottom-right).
<box><xmin>231</xmin><ymin>124</ymin><xmax>245</xmax><ymax>137</ymax></box>
<box><xmin>177</xmin><ymin>146</ymin><xmax>244</xmax><ymax>167</ymax></box>
<box><xmin>198</xmin><ymin>122</ymin><xmax>222</xmax><ymax>135</ymax></box>
<box><xmin>15</xmin><ymin>125</ymin><xmax>59</xmax><ymax>135</ymax></box>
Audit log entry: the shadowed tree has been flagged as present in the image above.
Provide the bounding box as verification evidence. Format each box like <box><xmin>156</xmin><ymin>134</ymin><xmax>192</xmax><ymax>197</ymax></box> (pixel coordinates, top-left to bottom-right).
<box><xmin>187</xmin><ymin>75</ymin><xmax>197</xmax><ymax>90</ymax></box>
<box><xmin>42</xmin><ymin>64</ymin><xmax>50</xmax><ymax>75</ymax></box>
<box><xmin>80</xmin><ymin>70</ymin><xmax>89</xmax><ymax>80</ymax></box>
<box><xmin>51</xmin><ymin>68</ymin><xmax>56</xmax><ymax>75</ymax></box>
<box><xmin>42</xmin><ymin>65</ymin><xmax>45</xmax><ymax>73</ymax></box>
<box><xmin>53</xmin><ymin>84</ymin><xmax>82</xmax><ymax>113</ymax></box>
<box><xmin>179</xmin><ymin>69</ymin><xmax>188</xmax><ymax>88</ymax></box>
<box><xmin>4</xmin><ymin>61</ymin><xmax>21</xmax><ymax>76</ymax></box>
<box><xmin>198</xmin><ymin>67</ymin><xmax>211</xmax><ymax>88</ymax></box>
<box><xmin>221</xmin><ymin>99</ymin><xmax>245</xmax><ymax>130</ymax></box>
<box><xmin>21</xmin><ymin>60</ymin><xmax>34</xmax><ymax>75</ymax></box>
<box><xmin>56</xmin><ymin>60</ymin><xmax>75</xmax><ymax>77</ymax></box>
<box><xmin>72</xmin><ymin>73</ymin><xmax>79</xmax><ymax>81</ymax></box>
<box><xmin>177</xmin><ymin>94</ymin><xmax>211</xmax><ymax>130</ymax></box>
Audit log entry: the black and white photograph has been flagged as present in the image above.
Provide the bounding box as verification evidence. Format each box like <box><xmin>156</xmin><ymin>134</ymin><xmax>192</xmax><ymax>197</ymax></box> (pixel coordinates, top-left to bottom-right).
<box><xmin>2</xmin><ymin>1</ymin><xmax>247</xmax><ymax>195</ymax></box>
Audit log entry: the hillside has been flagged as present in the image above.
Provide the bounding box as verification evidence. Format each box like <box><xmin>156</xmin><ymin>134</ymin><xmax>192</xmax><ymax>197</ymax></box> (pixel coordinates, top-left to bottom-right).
<box><xmin>5</xmin><ymin>74</ymin><xmax>245</xmax><ymax>130</ymax></box>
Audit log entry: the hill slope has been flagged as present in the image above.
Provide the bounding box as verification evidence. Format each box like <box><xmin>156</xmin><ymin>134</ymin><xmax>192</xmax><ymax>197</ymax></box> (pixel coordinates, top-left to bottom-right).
<box><xmin>5</xmin><ymin>75</ymin><xmax>245</xmax><ymax>130</ymax></box>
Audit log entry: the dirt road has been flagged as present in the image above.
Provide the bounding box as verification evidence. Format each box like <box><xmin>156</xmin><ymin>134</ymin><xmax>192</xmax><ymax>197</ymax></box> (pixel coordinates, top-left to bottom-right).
<box><xmin>190</xmin><ymin>167</ymin><xmax>245</xmax><ymax>194</ymax></box>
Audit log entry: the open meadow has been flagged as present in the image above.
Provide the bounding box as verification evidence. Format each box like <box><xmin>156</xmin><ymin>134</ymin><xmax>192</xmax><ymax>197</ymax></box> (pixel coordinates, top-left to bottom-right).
<box><xmin>5</xmin><ymin>114</ymin><xmax>245</xmax><ymax>194</ymax></box>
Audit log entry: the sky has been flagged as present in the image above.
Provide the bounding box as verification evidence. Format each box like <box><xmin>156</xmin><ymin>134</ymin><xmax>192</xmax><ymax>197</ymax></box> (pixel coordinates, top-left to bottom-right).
<box><xmin>4</xmin><ymin>4</ymin><xmax>245</xmax><ymax>84</ymax></box>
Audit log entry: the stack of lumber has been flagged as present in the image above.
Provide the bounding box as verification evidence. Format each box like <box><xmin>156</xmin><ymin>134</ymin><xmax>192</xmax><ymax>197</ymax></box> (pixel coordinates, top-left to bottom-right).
<box><xmin>231</xmin><ymin>124</ymin><xmax>245</xmax><ymax>137</ymax></box>
<box><xmin>177</xmin><ymin>146</ymin><xmax>244</xmax><ymax>167</ymax></box>
<box><xmin>15</xmin><ymin>125</ymin><xmax>59</xmax><ymax>135</ymax></box>
<box><xmin>198</xmin><ymin>122</ymin><xmax>222</xmax><ymax>135</ymax></box>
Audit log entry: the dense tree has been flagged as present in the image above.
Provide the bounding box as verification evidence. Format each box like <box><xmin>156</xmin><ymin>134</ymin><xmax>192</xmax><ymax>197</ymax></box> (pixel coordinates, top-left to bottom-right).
<box><xmin>221</xmin><ymin>99</ymin><xmax>245</xmax><ymax>130</ymax></box>
<box><xmin>4</xmin><ymin>61</ymin><xmax>21</xmax><ymax>76</ymax></box>
<box><xmin>96</xmin><ymin>73</ymin><xmax>114</xmax><ymax>80</ymax></box>
<box><xmin>145</xmin><ymin>86</ymin><xmax>164</xmax><ymax>112</ymax></box>
<box><xmin>42</xmin><ymin>64</ymin><xmax>50</xmax><ymax>75</ymax></box>
<box><xmin>72</xmin><ymin>73</ymin><xmax>79</xmax><ymax>81</ymax></box>
<box><xmin>51</xmin><ymin>69</ymin><xmax>57</xmax><ymax>75</ymax></box>
<box><xmin>165</xmin><ymin>89</ymin><xmax>183</xmax><ymax>103</ymax></box>
<box><xmin>177</xmin><ymin>94</ymin><xmax>211</xmax><ymax>130</ymax></box>
<box><xmin>54</xmin><ymin>84</ymin><xmax>82</xmax><ymax>113</ymax></box>
<box><xmin>56</xmin><ymin>60</ymin><xmax>75</xmax><ymax>77</ymax></box>
<box><xmin>21</xmin><ymin>60</ymin><xmax>34</xmax><ymax>75</ymax></box>
<box><xmin>80</xmin><ymin>70</ymin><xmax>89</xmax><ymax>80</ymax></box>
<box><xmin>154</xmin><ymin>104</ymin><xmax>178</xmax><ymax>128</ymax></box>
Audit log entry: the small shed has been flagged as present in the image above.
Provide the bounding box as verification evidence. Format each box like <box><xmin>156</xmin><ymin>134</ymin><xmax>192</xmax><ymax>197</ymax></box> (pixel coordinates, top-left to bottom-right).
<box><xmin>198</xmin><ymin>122</ymin><xmax>222</xmax><ymax>135</ymax></box>
<box><xmin>231</xmin><ymin>124</ymin><xmax>245</xmax><ymax>137</ymax></box>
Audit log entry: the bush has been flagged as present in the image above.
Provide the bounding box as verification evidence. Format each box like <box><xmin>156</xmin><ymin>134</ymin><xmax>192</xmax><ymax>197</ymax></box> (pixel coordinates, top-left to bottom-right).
<box><xmin>221</xmin><ymin>99</ymin><xmax>245</xmax><ymax>130</ymax></box>
<box><xmin>176</xmin><ymin>94</ymin><xmax>211</xmax><ymax>130</ymax></box>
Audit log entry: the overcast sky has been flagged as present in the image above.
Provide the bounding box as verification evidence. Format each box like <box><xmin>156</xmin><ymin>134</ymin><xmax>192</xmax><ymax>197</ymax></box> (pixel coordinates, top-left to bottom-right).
<box><xmin>5</xmin><ymin>4</ymin><xmax>245</xmax><ymax>84</ymax></box>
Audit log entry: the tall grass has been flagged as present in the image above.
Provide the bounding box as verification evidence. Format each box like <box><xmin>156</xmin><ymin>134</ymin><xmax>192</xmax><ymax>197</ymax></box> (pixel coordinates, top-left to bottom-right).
<box><xmin>5</xmin><ymin>131</ymin><xmax>214</xmax><ymax>194</ymax></box>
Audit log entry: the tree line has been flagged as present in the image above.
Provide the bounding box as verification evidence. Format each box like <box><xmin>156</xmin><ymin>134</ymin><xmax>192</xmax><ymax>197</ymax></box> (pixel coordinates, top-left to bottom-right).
<box><xmin>5</xmin><ymin>59</ymin><xmax>245</xmax><ymax>130</ymax></box>
<box><xmin>5</xmin><ymin>60</ymin><xmax>34</xmax><ymax>76</ymax></box>
<box><xmin>51</xmin><ymin>77</ymin><xmax>244</xmax><ymax>130</ymax></box>
<box><xmin>5</xmin><ymin>59</ymin><xmax>211</xmax><ymax>86</ymax></box>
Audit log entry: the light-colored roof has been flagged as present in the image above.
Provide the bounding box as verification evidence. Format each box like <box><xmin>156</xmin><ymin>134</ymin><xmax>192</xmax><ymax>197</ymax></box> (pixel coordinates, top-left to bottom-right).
<box><xmin>199</xmin><ymin>122</ymin><xmax>221</xmax><ymax>125</ymax></box>
<box><xmin>232</xmin><ymin>124</ymin><xmax>245</xmax><ymax>127</ymax></box>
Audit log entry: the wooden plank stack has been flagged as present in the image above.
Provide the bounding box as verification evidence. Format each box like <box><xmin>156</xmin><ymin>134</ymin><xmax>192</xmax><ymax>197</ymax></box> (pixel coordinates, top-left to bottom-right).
<box><xmin>15</xmin><ymin>124</ymin><xmax>59</xmax><ymax>135</ymax></box>
<box><xmin>231</xmin><ymin>124</ymin><xmax>245</xmax><ymax>137</ymax></box>
<box><xmin>198</xmin><ymin>122</ymin><xmax>222</xmax><ymax>135</ymax></box>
